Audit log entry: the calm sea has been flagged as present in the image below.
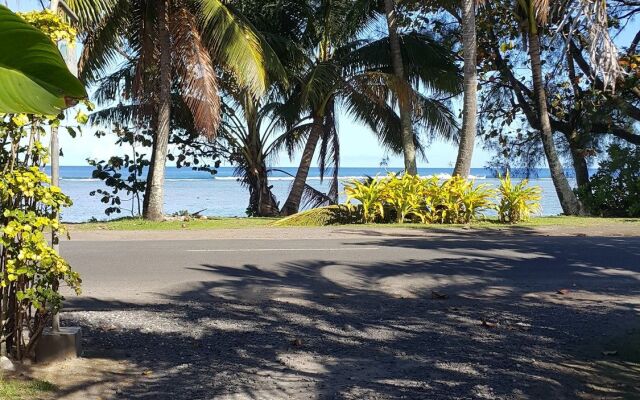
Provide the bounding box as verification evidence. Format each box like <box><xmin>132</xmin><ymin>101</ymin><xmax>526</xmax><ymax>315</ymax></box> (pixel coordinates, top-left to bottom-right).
<box><xmin>52</xmin><ymin>166</ymin><xmax>569</xmax><ymax>222</ymax></box>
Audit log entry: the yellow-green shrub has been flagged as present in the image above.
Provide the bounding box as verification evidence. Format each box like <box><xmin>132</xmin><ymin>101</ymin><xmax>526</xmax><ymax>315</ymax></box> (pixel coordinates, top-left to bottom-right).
<box><xmin>424</xmin><ymin>176</ymin><xmax>495</xmax><ymax>224</ymax></box>
<box><xmin>344</xmin><ymin>176</ymin><xmax>387</xmax><ymax>223</ymax></box>
<box><xmin>384</xmin><ymin>174</ymin><xmax>425</xmax><ymax>223</ymax></box>
<box><xmin>497</xmin><ymin>173</ymin><xmax>542</xmax><ymax>223</ymax></box>
<box><xmin>343</xmin><ymin>174</ymin><xmax>496</xmax><ymax>224</ymax></box>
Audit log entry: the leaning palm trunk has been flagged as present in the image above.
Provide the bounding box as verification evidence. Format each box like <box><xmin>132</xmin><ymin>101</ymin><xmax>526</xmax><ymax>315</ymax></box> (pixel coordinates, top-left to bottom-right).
<box><xmin>144</xmin><ymin>0</ymin><xmax>172</xmax><ymax>221</ymax></box>
<box><xmin>453</xmin><ymin>0</ymin><xmax>478</xmax><ymax>178</ymax></box>
<box><xmin>384</xmin><ymin>0</ymin><xmax>417</xmax><ymax>176</ymax></box>
<box><xmin>281</xmin><ymin>118</ymin><xmax>323</xmax><ymax>216</ymax></box>
<box><xmin>528</xmin><ymin>31</ymin><xmax>584</xmax><ymax>215</ymax></box>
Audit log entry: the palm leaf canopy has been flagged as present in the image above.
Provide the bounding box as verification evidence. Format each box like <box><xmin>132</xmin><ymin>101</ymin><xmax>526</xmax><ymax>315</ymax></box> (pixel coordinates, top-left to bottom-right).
<box><xmin>69</xmin><ymin>0</ymin><xmax>280</xmax><ymax>139</ymax></box>
<box><xmin>283</xmin><ymin>27</ymin><xmax>461</xmax><ymax>156</ymax></box>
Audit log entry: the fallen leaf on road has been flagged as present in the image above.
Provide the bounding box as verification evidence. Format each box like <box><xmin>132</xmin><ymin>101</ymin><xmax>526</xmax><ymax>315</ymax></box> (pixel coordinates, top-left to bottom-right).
<box><xmin>431</xmin><ymin>291</ymin><xmax>449</xmax><ymax>300</ymax></box>
<box><xmin>142</xmin><ymin>370</ymin><xmax>153</xmax><ymax>376</ymax></box>
<box><xmin>481</xmin><ymin>320</ymin><xmax>498</xmax><ymax>329</ymax></box>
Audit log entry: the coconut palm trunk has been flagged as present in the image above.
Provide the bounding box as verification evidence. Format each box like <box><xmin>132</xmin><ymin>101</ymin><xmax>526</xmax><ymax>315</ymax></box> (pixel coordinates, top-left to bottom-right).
<box><xmin>251</xmin><ymin>164</ymin><xmax>280</xmax><ymax>217</ymax></box>
<box><xmin>280</xmin><ymin>117</ymin><xmax>323</xmax><ymax>216</ymax></box>
<box><xmin>383</xmin><ymin>0</ymin><xmax>417</xmax><ymax>176</ymax></box>
<box><xmin>247</xmin><ymin>131</ymin><xmax>280</xmax><ymax>216</ymax></box>
<box><xmin>528</xmin><ymin>30</ymin><xmax>584</xmax><ymax>215</ymax></box>
<box><xmin>453</xmin><ymin>0</ymin><xmax>477</xmax><ymax>178</ymax></box>
<box><xmin>143</xmin><ymin>0</ymin><xmax>172</xmax><ymax>221</ymax></box>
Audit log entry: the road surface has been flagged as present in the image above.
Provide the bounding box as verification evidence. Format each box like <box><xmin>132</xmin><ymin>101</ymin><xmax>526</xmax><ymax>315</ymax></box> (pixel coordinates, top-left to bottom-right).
<box><xmin>42</xmin><ymin>228</ymin><xmax>640</xmax><ymax>399</ymax></box>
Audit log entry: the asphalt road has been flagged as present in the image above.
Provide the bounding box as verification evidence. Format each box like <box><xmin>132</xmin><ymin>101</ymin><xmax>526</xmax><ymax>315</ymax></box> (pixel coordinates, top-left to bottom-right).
<box><xmin>60</xmin><ymin>231</ymin><xmax>640</xmax><ymax>303</ymax></box>
<box><xmin>50</xmin><ymin>230</ymin><xmax>640</xmax><ymax>399</ymax></box>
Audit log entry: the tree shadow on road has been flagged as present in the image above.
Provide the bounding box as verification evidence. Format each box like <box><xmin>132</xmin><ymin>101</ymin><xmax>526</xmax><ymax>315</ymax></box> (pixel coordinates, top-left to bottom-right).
<box><xmin>58</xmin><ymin>234</ymin><xmax>640</xmax><ymax>399</ymax></box>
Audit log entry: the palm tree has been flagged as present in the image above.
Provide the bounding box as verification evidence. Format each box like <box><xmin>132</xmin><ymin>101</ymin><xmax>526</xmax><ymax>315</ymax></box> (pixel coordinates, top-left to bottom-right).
<box><xmin>70</xmin><ymin>0</ymin><xmax>271</xmax><ymax>220</ymax></box>
<box><xmin>516</xmin><ymin>0</ymin><xmax>584</xmax><ymax>215</ymax></box>
<box><xmin>383</xmin><ymin>0</ymin><xmax>417</xmax><ymax>175</ymax></box>
<box><xmin>279</xmin><ymin>0</ymin><xmax>461</xmax><ymax>215</ymax></box>
<box><xmin>217</xmin><ymin>91</ymin><xmax>282</xmax><ymax>217</ymax></box>
<box><xmin>452</xmin><ymin>0</ymin><xmax>478</xmax><ymax>177</ymax></box>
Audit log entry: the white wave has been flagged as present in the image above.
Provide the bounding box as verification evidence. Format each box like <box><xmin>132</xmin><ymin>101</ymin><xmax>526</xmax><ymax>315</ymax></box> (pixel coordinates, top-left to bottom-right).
<box><xmin>63</xmin><ymin>174</ymin><xmax>489</xmax><ymax>183</ymax></box>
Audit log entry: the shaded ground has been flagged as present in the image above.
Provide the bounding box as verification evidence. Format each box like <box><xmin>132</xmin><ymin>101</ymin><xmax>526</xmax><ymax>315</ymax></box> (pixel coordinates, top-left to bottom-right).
<box><xmin>30</xmin><ymin>227</ymin><xmax>640</xmax><ymax>399</ymax></box>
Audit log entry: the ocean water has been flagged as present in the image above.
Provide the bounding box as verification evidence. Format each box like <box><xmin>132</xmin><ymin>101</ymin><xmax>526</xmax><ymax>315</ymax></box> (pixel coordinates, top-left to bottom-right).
<box><xmin>53</xmin><ymin>166</ymin><xmax>570</xmax><ymax>222</ymax></box>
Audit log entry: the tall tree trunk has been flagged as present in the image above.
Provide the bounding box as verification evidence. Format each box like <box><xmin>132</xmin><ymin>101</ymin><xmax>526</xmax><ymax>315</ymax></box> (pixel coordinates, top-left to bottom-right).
<box><xmin>384</xmin><ymin>0</ymin><xmax>417</xmax><ymax>176</ymax></box>
<box><xmin>281</xmin><ymin>118</ymin><xmax>323</xmax><ymax>216</ymax></box>
<box><xmin>528</xmin><ymin>31</ymin><xmax>585</xmax><ymax>215</ymax></box>
<box><xmin>566</xmin><ymin>132</ymin><xmax>590</xmax><ymax>189</ymax></box>
<box><xmin>453</xmin><ymin>0</ymin><xmax>477</xmax><ymax>178</ymax></box>
<box><xmin>143</xmin><ymin>0</ymin><xmax>171</xmax><ymax>221</ymax></box>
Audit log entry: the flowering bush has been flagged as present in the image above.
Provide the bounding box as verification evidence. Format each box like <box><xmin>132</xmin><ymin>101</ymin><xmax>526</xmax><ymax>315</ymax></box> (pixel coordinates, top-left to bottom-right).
<box><xmin>0</xmin><ymin>10</ymin><xmax>83</xmax><ymax>360</ymax></box>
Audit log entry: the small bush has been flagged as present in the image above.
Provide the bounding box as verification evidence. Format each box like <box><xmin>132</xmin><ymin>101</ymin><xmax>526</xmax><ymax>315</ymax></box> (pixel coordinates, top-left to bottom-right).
<box><xmin>344</xmin><ymin>176</ymin><xmax>387</xmax><ymax>223</ymax></box>
<box><xmin>577</xmin><ymin>144</ymin><xmax>640</xmax><ymax>217</ymax></box>
<box><xmin>384</xmin><ymin>174</ymin><xmax>425</xmax><ymax>223</ymax></box>
<box><xmin>426</xmin><ymin>176</ymin><xmax>495</xmax><ymax>224</ymax></box>
<box><xmin>497</xmin><ymin>172</ymin><xmax>542</xmax><ymax>223</ymax></box>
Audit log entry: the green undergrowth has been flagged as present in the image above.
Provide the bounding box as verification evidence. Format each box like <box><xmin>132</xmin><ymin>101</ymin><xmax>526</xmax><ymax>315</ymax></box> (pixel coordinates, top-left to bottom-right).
<box><xmin>69</xmin><ymin>217</ymin><xmax>278</xmax><ymax>231</ymax></box>
<box><xmin>273</xmin><ymin>205</ymin><xmax>356</xmax><ymax>227</ymax></box>
<box><xmin>69</xmin><ymin>210</ymin><xmax>640</xmax><ymax>231</ymax></box>
<box><xmin>0</xmin><ymin>375</ymin><xmax>57</xmax><ymax>400</ymax></box>
<box><xmin>273</xmin><ymin>207</ymin><xmax>640</xmax><ymax>229</ymax></box>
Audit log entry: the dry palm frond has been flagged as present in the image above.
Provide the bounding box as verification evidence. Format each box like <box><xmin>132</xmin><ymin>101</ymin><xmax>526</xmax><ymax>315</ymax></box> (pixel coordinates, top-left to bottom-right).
<box><xmin>556</xmin><ymin>0</ymin><xmax>624</xmax><ymax>92</ymax></box>
<box><xmin>131</xmin><ymin>0</ymin><xmax>155</xmax><ymax>104</ymax></box>
<box><xmin>533</xmin><ymin>0</ymin><xmax>550</xmax><ymax>25</ymax></box>
<box><xmin>171</xmin><ymin>5</ymin><xmax>221</xmax><ymax>139</ymax></box>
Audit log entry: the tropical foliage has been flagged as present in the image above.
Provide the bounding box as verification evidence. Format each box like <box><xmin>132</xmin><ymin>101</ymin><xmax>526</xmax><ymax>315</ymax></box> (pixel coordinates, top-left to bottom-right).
<box><xmin>87</xmin><ymin>126</ymin><xmax>149</xmax><ymax>217</ymax></box>
<box><xmin>345</xmin><ymin>176</ymin><xmax>389</xmax><ymax>223</ymax></box>
<box><xmin>497</xmin><ymin>172</ymin><xmax>542</xmax><ymax>223</ymax></box>
<box><xmin>0</xmin><ymin>7</ymin><xmax>84</xmax><ymax>361</ymax></box>
<box><xmin>344</xmin><ymin>174</ymin><xmax>501</xmax><ymax>225</ymax></box>
<box><xmin>74</xmin><ymin>0</ymin><xmax>276</xmax><ymax>220</ymax></box>
<box><xmin>577</xmin><ymin>144</ymin><xmax>640</xmax><ymax>218</ymax></box>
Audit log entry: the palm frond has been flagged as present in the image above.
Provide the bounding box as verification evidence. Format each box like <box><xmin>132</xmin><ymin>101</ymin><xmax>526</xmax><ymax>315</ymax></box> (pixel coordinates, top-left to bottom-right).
<box><xmin>65</xmin><ymin>0</ymin><xmax>119</xmax><ymax>28</ymax></box>
<box><xmin>76</xmin><ymin>0</ymin><xmax>130</xmax><ymax>84</ymax></box>
<box><xmin>341</xmin><ymin>32</ymin><xmax>462</xmax><ymax>95</ymax></box>
<box><xmin>171</xmin><ymin>5</ymin><xmax>221</xmax><ymax>139</ymax></box>
<box><xmin>197</xmin><ymin>0</ymin><xmax>268</xmax><ymax>96</ymax></box>
<box><xmin>412</xmin><ymin>94</ymin><xmax>460</xmax><ymax>142</ymax></box>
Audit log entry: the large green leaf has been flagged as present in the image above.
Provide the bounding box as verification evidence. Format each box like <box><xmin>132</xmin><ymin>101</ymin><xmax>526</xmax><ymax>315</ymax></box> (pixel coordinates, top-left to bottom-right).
<box><xmin>0</xmin><ymin>5</ymin><xmax>87</xmax><ymax>115</ymax></box>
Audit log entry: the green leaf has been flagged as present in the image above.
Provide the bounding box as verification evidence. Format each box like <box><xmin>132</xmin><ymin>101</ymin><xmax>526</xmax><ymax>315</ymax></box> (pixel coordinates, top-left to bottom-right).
<box><xmin>0</xmin><ymin>5</ymin><xmax>87</xmax><ymax>115</ymax></box>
